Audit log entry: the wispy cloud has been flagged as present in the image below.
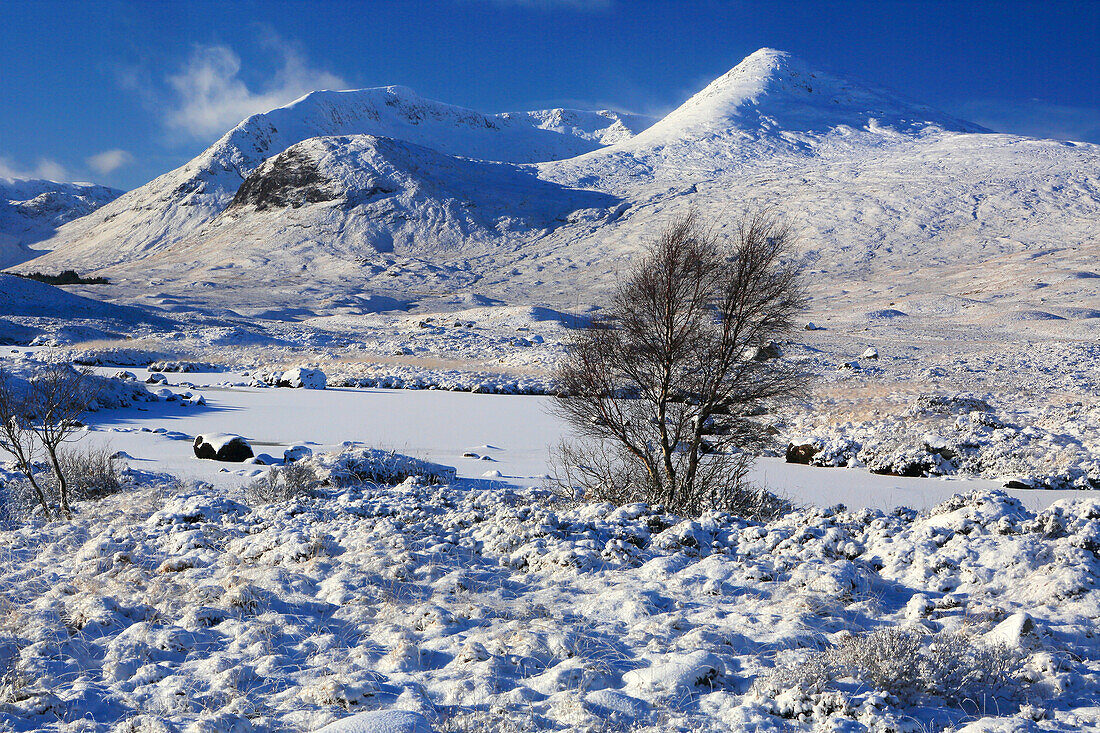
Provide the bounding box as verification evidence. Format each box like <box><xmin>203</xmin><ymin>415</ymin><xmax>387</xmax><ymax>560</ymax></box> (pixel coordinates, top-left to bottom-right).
<box><xmin>162</xmin><ymin>40</ymin><xmax>347</xmax><ymax>139</ymax></box>
<box><xmin>0</xmin><ymin>156</ymin><xmax>70</xmax><ymax>182</ymax></box>
<box><xmin>86</xmin><ymin>149</ymin><xmax>135</xmax><ymax>175</ymax></box>
<box><xmin>956</xmin><ymin>98</ymin><xmax>1100</xmax><ymax>144</ymax></box>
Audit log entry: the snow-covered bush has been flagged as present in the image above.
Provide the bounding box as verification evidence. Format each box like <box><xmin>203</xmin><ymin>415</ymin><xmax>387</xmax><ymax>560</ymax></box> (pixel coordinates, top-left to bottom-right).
<box><xmin>552</xmin><ymin>438</ymin><xmax>790</xmax><ymax>521</ymax></box>
<box><xmin>755</xmin><ymin>627</ymin><xmax>1033</xmax><ymax>716</ymax></box>
<box><xmin>314</xmin><ymin>447</ymin><xmax>456</xmax><ymax>487</ymax></box>
<box><xmin>246</xmin><ymin>462</ymin><xmax>322</xmax><ymax>505</ymax></box>
<box><xmin>245</xmin><ymin>448</ymin><xmax>456</xmax><ymax>505</ymax></box>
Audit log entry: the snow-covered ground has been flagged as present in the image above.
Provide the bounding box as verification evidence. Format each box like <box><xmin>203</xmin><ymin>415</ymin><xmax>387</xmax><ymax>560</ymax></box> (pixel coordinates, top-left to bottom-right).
<box><xmin>3</xmin><ymin>442</ymin><xmax>1100</xmax><ymax>731</ymax></box>
<box><xmin>0</xmin><ymin>349</ymin><xmax>1096</xmax><ymax>731</ymax></box>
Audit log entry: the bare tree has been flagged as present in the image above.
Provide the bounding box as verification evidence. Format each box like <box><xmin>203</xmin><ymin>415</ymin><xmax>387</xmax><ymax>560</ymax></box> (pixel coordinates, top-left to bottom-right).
<box><xmin>0</xmin><ymin>365</ymin><xmax>99</xmax><ymax>519</ymax></box>
<box><xmin>0</xmin><ymin>369</ymin><xmax>51</xmax><ymax>518</ymax></box>
<box><xmin>551</xmin><ymin>211</ymin><xmax>806</xmax><ymax>517</ymax></box>
<box><xmin>27</xmin><ymin>365</ymin><xmax>98</xmax><ymax>517</ymax></box>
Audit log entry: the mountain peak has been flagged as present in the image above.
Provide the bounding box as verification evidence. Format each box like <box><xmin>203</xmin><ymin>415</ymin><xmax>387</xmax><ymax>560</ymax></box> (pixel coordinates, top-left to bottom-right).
<box><xmin>628</xmin><ymin>48</ymin><xmax>983</xmax><ymax>148</ymax></box>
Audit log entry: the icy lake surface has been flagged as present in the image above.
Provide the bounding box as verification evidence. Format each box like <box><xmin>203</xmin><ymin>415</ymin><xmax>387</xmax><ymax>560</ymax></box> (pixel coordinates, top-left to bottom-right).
<box><xmin>84</xmin><ymin>368</ymin><xmax>1084</xmax><ymax>512</ymax></box>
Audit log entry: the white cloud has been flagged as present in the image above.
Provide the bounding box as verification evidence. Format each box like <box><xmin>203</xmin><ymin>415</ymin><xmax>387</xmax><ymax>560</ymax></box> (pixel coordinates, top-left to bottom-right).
<box><xmin>164</xmin><ymin>43</ymin><xmax>347</xmax><ymax>139</ymax></box>
<box><xmin>86</xmin><ymin>149</ymin><xmax>135</xmax><ymax>175</ymax></box>
<box><xmin>0</xmin><ymin>156</ymin><xmax>70</xmax><ymax>182</ymax></box>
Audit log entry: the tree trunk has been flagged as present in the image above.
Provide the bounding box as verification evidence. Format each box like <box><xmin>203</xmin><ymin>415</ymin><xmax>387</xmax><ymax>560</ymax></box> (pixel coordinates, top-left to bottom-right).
<box><xmin>45</xmin><ymin>446</ymin><xmax>70</xmax><ymax>518</ymax></box>
<box><xmin>26</xmin><ymin>472</ymin><xmax>51</xmax><ymax>520</ymax></box>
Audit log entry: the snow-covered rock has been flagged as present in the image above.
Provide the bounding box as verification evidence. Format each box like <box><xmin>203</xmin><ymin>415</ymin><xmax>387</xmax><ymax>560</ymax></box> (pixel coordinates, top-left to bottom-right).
<box><xmin>284</xmin><ymin>444</ymin><xmax>314</xmax><ymax>463</ymax></box>
<box><xmin>193</xmin><ymin>433</ymin><xmax>254</xmax><ymax>462</ymax></box>
<box><xmin>316</xmin><ymin>710</ymin><xmax>434</xmax><ymax>733</ymax></box>
<box><xmin>278</xmin><ymin>366</ymin><xmax>327</xmax><ymax>389</ymax></box>
<box><xmin>985</xmin><ymin>612</ymin><xmax>1039</xmax><ymax>648</ymax></box>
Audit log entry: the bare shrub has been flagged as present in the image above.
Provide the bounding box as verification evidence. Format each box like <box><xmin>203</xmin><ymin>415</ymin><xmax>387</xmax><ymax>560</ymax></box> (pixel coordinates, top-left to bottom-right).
<box><xmin>56</xmin><ymin>444</ymin><xmax>125</xmax><ymax>502</ymax></box>
<box><xmin>548</xmin><ymin>437</ymin><xmax>649</xmax><ymax>506</ymax></box>
<box><xmin>246</xmin><ymin>462</ymin><xmax>322</xmax><ymax>505</ymax></box>
<box><xmin>755</xmin><ymin>627</ymin><xmax>1033</xmax><ymax>711</ymax></box>
<box><xmin>0</xmin><ymin>365</ymin><xmax>99</xmax><ymax>519</ymax></box>
<box><xmin>0</xmin><ymin>445</ymin><xmax>125</xmax><ymax>521</ymax></box>
<box><xmin>551</xmin><ymin>211</ymin><xmax>806</xmax><ymax>517</ymax></box>
<box><xmin>0</xmin><ymin>479</ymin><xmax>45</xmax><ymax>522</ymax></box>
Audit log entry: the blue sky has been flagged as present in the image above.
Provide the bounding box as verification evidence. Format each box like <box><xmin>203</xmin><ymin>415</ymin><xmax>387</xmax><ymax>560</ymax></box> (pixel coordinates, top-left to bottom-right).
<box><xmin>1</xmin><ymin>0</ymin><xmax>1097</xmax><ymax>190</ymax></box>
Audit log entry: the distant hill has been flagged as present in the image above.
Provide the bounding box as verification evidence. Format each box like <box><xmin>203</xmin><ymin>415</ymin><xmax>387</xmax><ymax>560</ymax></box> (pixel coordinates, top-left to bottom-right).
<box><xmin>0</xmin><ymin>178</ymin><xmax>121</xmax><ymax>268</ymax></box>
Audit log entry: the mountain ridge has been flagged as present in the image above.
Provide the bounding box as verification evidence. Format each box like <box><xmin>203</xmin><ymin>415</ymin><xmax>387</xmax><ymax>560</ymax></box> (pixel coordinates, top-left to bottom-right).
<box><xmin>10</xmin><ymin>48</ymin><xmax>1099</xmax><ymax>331</ymax></box>
<box><xmin>14</xmin><ymin>86</ymin><xmax>654</xmax><ymax>271</ymax></box>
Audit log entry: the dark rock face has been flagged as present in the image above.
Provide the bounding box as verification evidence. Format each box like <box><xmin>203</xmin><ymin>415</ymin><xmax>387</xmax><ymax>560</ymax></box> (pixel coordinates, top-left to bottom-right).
<box><xmin>785</xmin><ymin>443</ymin><xmax>820</xmax><ymax>464</ymax></box>
<box><xmin>228</xmin><ymin>149</ymin><xmax>341</xmax><ymax>212</ymax></box>
<box><xmin>193</xmin><ymin>434</ymin><xmax>254</xmax><ymax>462</ymax></box>
<box><xmin>747</xmin><ymin>341</ymin><xmax>783</xmax><ymax>361</ymax></box>
<box><xmin>869</xmin><ymin>460</ymin><xmax>928</xmax><ymax>478</ymax></box>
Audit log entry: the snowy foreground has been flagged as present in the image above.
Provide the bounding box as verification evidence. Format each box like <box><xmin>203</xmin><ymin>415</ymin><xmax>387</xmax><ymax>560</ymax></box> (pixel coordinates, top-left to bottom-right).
<box><xmin>0</xmin><ymin>356</ymin><xmax>1098</xmax><ymax>732</ymax></box>
<box><xmin>0</xmin><ymin>372</ymin><xmax>1098</xmax><ymax>732</ymax></box>
<box><xmin>3</xmin><ymin>462</ymin><xmax>1100</xmax><ymax>732</ymax></box>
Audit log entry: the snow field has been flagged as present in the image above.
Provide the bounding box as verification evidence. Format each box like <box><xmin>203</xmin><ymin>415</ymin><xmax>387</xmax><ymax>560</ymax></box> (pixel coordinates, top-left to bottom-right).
<box><xmin>2</xmin><ymin>470</ymin><xmax>1100</xmax><ymax>731</ymax></box>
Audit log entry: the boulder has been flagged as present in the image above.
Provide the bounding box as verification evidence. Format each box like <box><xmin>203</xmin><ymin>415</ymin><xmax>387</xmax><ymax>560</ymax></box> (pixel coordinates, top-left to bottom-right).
<box><xmin>145</xmin><ymin>372</ymin><xmax>167</xmax><ymax>384</ymax></box>
<box><xmin>985</xmin><ymin>612</ymin><xmax>1039</xmax><ymax>648</ymax></box>
<box><xmin>745</xmin><ymin>341</ymin><xmax>782</xmax><ymax>361</ymax></box>
<box><xmin>154</xmin><ymin>387</ymin><xmax>177</xmax><ymax>402</ymax></box>
<box><xmin>785</xmin><ymin>442</ymin><xmax>820</xmax><ymax>464</ymax></box>
<box><xmin>284</xmin><ymin>445</ymin><xmax>313</xmax><ymax>463</ymax></box>
<box><xmin>278</xmin><ymin>367</ymin><xmax>327</xmax><ymax>389</ymax></box>
<box><xmin>194</xmin><ymin>433</ymin><xmax>254</xmax><ymax>462</ymax></box>
<box><xmin>861</xmin><ymin>347</ymin><xmax>879</xmax><ymax>360</ymax></box>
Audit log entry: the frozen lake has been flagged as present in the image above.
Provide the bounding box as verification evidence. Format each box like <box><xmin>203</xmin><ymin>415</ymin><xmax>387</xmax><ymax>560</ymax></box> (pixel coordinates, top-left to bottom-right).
<box><xmin>80</xmin><ymin>368</ymin><xmax>1088</xmax><ymax>512</ymax></box>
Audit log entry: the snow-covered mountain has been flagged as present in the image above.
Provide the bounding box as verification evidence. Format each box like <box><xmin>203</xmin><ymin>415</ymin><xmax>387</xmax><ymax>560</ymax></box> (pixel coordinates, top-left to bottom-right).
<box><xmin>0</xmin><ymin>178</ymin><xmax>121</xmax><ymax>268</ymax></box>
<box><xmin>632</xmin><ymin>48</ymin><xmax>983</xmax><ymax>146</ymax></box>
<box><xmin>16</xmin><ymin>48</ymin><xmax>1100</xmax><ymax>329</ymax></box>
<box><xmin>17</xmin><ymin>87</ymin><xmax>653</xmax><ymax>271</ymax></box>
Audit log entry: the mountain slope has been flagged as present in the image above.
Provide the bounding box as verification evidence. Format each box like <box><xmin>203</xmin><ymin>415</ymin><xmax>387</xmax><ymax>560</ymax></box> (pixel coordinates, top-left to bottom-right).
<box><xmin>0</xmin><ymin>273</ymin><xmax>156</xmax><ymax>321</ymax></box>
<box><xmin>112</xmin><ymin>134</ymin><xmax>619</xmax><ymax>279</ymax></box>
<box><xmin>543</xmin><ymin>48</ymin><xmax>991</xmax><ymax>194</ymax></box>
<box><xmin>20</xmin><ymin>88</ymin><xmax>651</xmax><ymax>271</ymax></box>
<box><xmin>0</xmin><ymin>178</ymin><xmax>121</xmax><ymax>267</ymax></box>
<box><xmin>14</xmin><ymin>49</ymin><xmax>1100</xmax><ymax>331</ymax></box>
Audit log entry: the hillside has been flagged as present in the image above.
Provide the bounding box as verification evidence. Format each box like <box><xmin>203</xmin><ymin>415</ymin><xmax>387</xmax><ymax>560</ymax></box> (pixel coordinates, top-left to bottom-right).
<box><xmin>0</xmin><ymin>178</ymin><xmax>121</xmax><ymax>268</ymax></box>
